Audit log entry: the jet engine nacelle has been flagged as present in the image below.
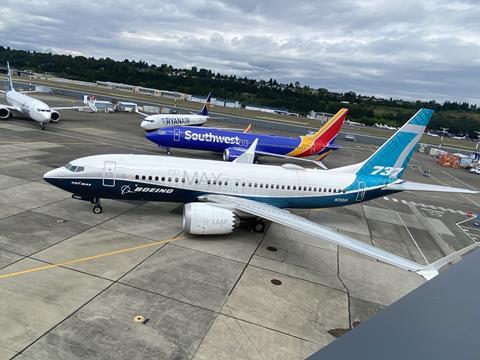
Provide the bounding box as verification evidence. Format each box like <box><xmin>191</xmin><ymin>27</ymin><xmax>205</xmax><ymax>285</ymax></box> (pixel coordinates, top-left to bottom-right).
<box><xmin>50</xmin><ymin>110</ymin><xmax>60</xmax><ymax>122</ymax></box>
<box><xmin>183</xmin><ymin>202</ymin><xmax>239</xmax><ymax>235</ymax></box>
<box><xmin>223</xmin><ymin>148</ymin><xmax>245</xmax><ymax>161</ymax></box>
<box><xmin>0</xmin><ymin>108</ymin><xmax>10</xmax><ymax>119</ymax></box>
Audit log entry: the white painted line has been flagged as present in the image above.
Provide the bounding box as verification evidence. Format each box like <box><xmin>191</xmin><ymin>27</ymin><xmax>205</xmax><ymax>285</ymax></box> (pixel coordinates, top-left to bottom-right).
<box><xmin>392</xmin><ymin>198</ymin><xmax>398</xmax><ymax>202</ymax></box>
<box><xmin>383</xmin><ymin>197</ymin><xmax>389</xmax><ymax>201</ymax></box>
<box><xmin>397</xmin><ymin>211</ymin><xmax>428</xmax><ymax>264</ymax></box>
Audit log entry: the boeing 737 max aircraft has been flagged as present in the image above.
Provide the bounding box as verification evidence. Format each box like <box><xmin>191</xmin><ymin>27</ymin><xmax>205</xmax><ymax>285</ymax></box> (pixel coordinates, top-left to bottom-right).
<box><xmin>139</xmin><ymin>93</ymin><xmax>211</xmax><ymax>131</ymax></box>
<box><xmin>44</xmin><ymin>109</ymin><xmax>479</xmax><ymax>279</ymax></box>
<box><xmin>0</xmin><ymin>62</ymin><xmax>96</xmax><ymax>130</ymax></box>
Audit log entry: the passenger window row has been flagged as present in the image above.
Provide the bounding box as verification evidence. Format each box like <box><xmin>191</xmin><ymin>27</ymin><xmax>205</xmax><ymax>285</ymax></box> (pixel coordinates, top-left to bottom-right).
<box><xmin>133</xmin><ymin>174</ymin><xmax>346</xmax><ymax>194</ymax></box>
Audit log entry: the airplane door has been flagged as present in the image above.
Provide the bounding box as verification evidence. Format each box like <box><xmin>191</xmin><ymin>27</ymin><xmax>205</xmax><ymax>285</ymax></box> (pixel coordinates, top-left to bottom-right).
<box><xmin>356</xmin><ymin>181</ymin><xmax>366</xmax><ymax>201</ymax></box>
<box><xmin>174</xmin><ymin>129</ymin><xmax>181</xmax><ymax>142</ymax></box>
<box><xmin>102</xmin><ymin>161</ymin><xmax>116</xmax><ymax>187</ymax></box>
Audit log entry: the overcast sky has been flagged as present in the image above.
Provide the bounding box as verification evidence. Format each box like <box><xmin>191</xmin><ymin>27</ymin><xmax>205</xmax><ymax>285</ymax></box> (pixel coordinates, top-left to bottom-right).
<box><xmin>1</xmin><ymin>0</ymin><xmax>479</xmax><ymax>104</ymax></box>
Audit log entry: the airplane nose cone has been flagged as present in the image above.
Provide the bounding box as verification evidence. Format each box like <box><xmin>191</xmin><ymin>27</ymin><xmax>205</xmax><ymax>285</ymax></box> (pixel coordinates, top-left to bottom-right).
<box><xmin>140</xmin><ymin>120</ymin><xmax>148</xmax><ymax>130</ymax></box>
<box><xmin>145</xmin><ymin>131</ymin><xmax>157</xmax><ymax>141</ymax></box>
<box><xmin>43</xmin><ymin>168</ymin><xmax>64</xmax><ymax>186</ymax></box>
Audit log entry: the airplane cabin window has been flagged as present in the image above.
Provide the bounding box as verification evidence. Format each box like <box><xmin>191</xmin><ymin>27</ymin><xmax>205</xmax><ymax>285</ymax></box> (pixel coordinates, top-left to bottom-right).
<box><xmin>181</xmin><ymin>178</ymin><xmax>185</xmax><ymax>183</ymax></box>
<box><xmin>175</xmin><ymin>177</ymin><xmax>179</xmax><ymax>182</ymax></box>
<box><xmin>135</xmin><ymin>175</ymin><xmax>139</xmax><ymax>180</ymax></box>
<box><xmin>161</xmin><ymin>177</ymin><xmax>165</xmax><ymax>181</ymax></box>
<box><xmin>148</xmin><ymin>176</ymin><xmax>152</xmax><ymax>180</ymax></box>
<box><xmin>260</xmin><ymin>184</ymin><xmax>263</xmax><ymax>188</ymax></box>
<box><xmin>254</xmin><ymin>183</ymin><xmax>257</xmax><ymax>188</ymax></box>
<box><xmin>265</xmin><ymin>184</ymin><xmax>269</xmax><ymax>189</ymax></box>
<box><xmin>287</xmin><ymin>185</ymin><xmax>290</xmax><ymax>190</ymax></box>
<box><xmin>207</xmin><ymin>180</ymin><xmax>211</xmax><ymax>185</ymax></box>
<box><xmin>225</xmin><ymin>181</ymin><xmax>228</xmax><ymax>186</ymax></box>
<box><xmin>213</xmin><ymin>180</ymin><xmax>217</xmax><ymax>185</ymax></box>
<box><xmin>276</xmin><ymin>185</ymin><xmax>280</xmax><ymax>189</ymax></box>
<box><xmin>235</xmin><ymin>181</ymin><xmax>239</xmax><ymax>186</ymax></box>
<box><xmin>195</xmin><ymin>179</ymin><xmax>199</xmax><ymax>184</ymax></box>
<box><xmin>281</xmin><ymin>185</ymin><xmax>285</xmax><ymax>189</ymax></box>
<box><xmin>293</xmin><ymin>186</ymin><xmax>296</xmax><ymax>190</ymax></box>
<box><xmin>155</xmin><ymin>176</ymin><xmax>159</xmax><ymax>181</ymax></box>
<box><xmin>168</xmin><ymin>177</ymin><xmax>172</xmax><ymax>182</ymax></box>
<box><xmin>142</xmin><ymin>175</ymin><xmax>146</xmax><ymax>180</ymax></box>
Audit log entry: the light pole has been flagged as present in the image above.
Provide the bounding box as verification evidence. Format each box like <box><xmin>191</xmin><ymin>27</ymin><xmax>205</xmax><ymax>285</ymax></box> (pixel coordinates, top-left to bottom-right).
<box><xmin>474</xmin><ymin>131</ymin><xmax>480</xmax><ymax>162</ymax></box>
<box><xmin>439</xmin><ymin>127</ymin><xmax>449</xmax><ymax>149</ymax></box>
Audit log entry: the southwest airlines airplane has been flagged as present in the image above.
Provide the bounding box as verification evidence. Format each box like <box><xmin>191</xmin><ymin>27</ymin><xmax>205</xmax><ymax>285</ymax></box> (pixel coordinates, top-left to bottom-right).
<box><xmin>43</xmin><ymin>109</ymin><xmax>478</xmax><ymax>280</ymax></box>
<box><xmin>145</xmin><ymin>108</ymin><xmax>347</xmax><ymax>162</ymax></box>
<box><xmin>139</xmin><ymin>93</ymin><xmax>211</xmax><ymax>131</ymax></box>
<box><xmin>1</xmin><ymin>62</ymin><xmax>96</xmax><ymax>130</ymax></box>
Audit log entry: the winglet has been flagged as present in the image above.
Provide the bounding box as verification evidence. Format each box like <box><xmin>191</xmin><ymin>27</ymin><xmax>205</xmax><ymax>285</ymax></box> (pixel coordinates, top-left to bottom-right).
<box><xmin>233</xmin><ymin>138</ymin><xmax>258</xmax><ymax>164</ymax></box>
<box><xmin>416</xmin><ymin>243</ymin><xmax>479</xmax><ymax>280</ymax></box>
<box><xmin>244</xmin><ymin>124</ymin><xmax>252</xmax><ymax>133</ymax></box>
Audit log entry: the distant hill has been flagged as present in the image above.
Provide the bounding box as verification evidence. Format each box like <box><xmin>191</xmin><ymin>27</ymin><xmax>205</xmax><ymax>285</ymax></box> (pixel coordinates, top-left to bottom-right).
<box><xmin>0</xmin><ymin>46</ymin><xmax>478</xmax><ymax>136</ymax></box>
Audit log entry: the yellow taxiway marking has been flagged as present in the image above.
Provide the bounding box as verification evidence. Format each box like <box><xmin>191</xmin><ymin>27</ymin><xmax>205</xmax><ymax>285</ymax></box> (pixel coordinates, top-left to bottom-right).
<box><xmin>0</xmin><ymin>235</ymin><xmax>186</xmax><ymax>281</ymax></box>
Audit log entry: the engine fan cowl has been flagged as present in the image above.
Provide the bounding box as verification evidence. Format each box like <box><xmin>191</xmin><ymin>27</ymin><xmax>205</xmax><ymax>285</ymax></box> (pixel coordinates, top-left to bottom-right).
<box><xmin>0</xmin><ymin>108</ymin><xmax>10</xmax><ymax>119</ymax></box>
<box><xmin>50</xmin><ymin>110</ymin><xmax>60</xmax><ymax>122</ymax></box>
<box><xmin>223</xmin><ymin>148</ymin><xmax>245</xmax><ymax>161</ymax></box>
<box><xmin>183</xmin><ymin>203</ymin><xmax>239</xmax><ymax>235</ymax></box>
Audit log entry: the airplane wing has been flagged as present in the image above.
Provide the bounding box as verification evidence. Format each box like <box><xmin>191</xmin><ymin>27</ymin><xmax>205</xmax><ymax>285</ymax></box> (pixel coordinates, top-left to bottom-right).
<box><xmin>0</xmin><ymin>104</ymin><xmax>17</xmax><ymax>110</ymax></box>
<box><xmin>201</xmin><ymin>194</ymin><xmax>478</xmax><ymax>279</ymax></box>
<box><xmin>385</xmin><ymin>181</ymin><xmax>478</xmax><ymax>194</ymax></box>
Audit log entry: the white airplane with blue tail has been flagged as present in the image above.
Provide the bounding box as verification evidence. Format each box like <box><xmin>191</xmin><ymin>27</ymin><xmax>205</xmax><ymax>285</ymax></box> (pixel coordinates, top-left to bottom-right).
<box><xmin>43</xmin><ymin>108</ymin><xmax>479</xmax><ymax>280</ymax></box>
<box><xmin>1</xmin><ymin>62</ymin><xmax>96</xmax><ymax>130</ymax></box>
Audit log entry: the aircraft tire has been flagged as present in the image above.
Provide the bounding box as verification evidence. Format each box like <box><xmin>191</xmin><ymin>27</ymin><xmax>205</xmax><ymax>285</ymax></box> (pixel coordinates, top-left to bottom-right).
<box><xmin>93</xmin><ymin>205</ymin><xmax>103</xmax><ymax>214</ymax></box>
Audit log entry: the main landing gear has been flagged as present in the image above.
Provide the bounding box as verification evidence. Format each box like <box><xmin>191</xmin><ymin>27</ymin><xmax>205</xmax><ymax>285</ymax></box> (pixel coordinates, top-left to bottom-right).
<box><xmin>248</xmin><ymin>218</ymin><xmax>265</xmax><ymax>233</ymax></box>
<box><xmin>92</xmin><ymin>198</ymin><xmax>103</xmax><ymax>214</ymax></box>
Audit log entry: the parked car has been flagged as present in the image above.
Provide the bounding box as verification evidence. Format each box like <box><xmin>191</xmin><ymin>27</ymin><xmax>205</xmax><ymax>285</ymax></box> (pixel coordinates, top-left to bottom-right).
<box><xmin>469</xmin><ymin>167</ymin><xmax>480</xmax><ymax>175</ymax></box>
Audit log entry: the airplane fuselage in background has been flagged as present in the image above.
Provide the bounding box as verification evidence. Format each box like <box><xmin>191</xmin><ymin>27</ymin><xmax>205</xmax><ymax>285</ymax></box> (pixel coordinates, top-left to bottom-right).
<box><xmin>141</xmin><ymin>114</ymin><xmax>207</xmax><ymax>131</ymax></box>
<box><xmin>146</xmin><ymin>126</ymin><xmax>337</xmax><ymax>160</ymax></box>
<box><xmin>3</xmin><ymin>90</ymin><xmax>56</xmax><ymax>124</ymax></box>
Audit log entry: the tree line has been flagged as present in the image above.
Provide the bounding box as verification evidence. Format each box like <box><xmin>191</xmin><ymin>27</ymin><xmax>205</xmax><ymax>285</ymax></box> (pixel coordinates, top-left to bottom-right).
<box><xmin>1</xmin><ymin>46</ymin><xmax>478</xmax><ymax>137</ymax></box>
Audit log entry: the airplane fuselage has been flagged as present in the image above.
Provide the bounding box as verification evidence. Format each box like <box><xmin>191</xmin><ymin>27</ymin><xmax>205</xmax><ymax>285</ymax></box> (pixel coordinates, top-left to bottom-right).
<box><xmin>43</xmin><ymin>154</ymin><xmax>397</xmax><ymax>209</ymax></box>
<box><xmin>5</xmin><ymin>90</ymin><xmax>52</xmax><ymax>124</ymax></box>
<box><xmin>145</xmin><ymin>126</ymin><xmax>336</xmax><ymax>160</ymax></box>
<box><xmin>141</xmin><ymin>114</ymin><xmax>207</xmax><ymax>131</ymax></box>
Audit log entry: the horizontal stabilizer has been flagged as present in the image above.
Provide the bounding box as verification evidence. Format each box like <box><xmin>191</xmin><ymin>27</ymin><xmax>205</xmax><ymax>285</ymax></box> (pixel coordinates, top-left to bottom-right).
<box><xmin>385</xmin><ymin>181</ymin><xmax>478</xmax><ymax>194</ymax></box>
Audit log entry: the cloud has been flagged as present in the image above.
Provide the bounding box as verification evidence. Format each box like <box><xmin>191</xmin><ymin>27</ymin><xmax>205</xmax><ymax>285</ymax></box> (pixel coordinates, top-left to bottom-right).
<box><xmin>0</xmin><ymin>0</ymin><xmax>479</xmax><ymax>104</ymax></box>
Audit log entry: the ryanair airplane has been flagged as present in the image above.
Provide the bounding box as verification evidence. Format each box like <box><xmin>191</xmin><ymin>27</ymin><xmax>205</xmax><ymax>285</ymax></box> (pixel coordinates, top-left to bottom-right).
<box><xmin>145</xmin><ymin>108</ymin><xmax>348</xmax><ymax>163</ymax></box>
<box><xmin>139</xmin><ymin>93</ymin><xmax>211</xmax><ymax>131</ymax></box>
<box><xmin>44</xmin><ymin>108</ymin><xmax>478</xmax><ymax>279</ymax></box>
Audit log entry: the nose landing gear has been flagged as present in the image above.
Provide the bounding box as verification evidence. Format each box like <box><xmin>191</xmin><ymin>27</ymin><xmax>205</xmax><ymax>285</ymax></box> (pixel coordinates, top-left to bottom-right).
<box><xmin>40</xmin><ymin>122</ymin><xmax>46</xmax><ymax>130</ymax></box>
<box><xmin>92</xmin><ymin>198</ymin><xmax>103</xmax><ymax>214</ymax></box>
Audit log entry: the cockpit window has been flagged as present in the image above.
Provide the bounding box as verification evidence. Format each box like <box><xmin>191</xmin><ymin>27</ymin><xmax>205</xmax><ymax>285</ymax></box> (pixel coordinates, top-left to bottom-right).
<box><xmin>36</xmin><ymin>108</ymin><xmax>51</xmax><ymax>112</ymax></box>
<box><xmin>64</xmin><ymin>163</ymin><xmax>84</xmax><ymax>172</ymax></box>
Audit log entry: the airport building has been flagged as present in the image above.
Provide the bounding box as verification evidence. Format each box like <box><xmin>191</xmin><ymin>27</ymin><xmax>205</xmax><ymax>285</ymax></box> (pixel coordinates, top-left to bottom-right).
<box><xmin>245</xmin><ymin>104</ymin><xmax>300</xmax><ymax>116</ymax></box>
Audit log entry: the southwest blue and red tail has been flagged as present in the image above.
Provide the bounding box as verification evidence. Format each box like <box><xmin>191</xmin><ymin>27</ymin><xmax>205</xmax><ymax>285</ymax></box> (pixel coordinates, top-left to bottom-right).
<box><xmin>287</xmin><ymin>108</ymin><xmax>348</xmax><ymax>157</ymax></box>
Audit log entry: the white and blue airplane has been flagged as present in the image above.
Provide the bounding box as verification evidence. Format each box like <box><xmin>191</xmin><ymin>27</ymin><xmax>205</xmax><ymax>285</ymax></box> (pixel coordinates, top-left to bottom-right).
<box><xmin>139</xmin><ymin>93</ymin><xmax>211</xmax><ymax>131</ymax></box>
<box><xmin>1</xmin><ymin>62</ymin><xmax>96</xmax><ymax>130</ymax></box>
<box><xmin>43</xmin><ymin>108</ymin><xmax>479</xmax><ymax>279</ymax></box>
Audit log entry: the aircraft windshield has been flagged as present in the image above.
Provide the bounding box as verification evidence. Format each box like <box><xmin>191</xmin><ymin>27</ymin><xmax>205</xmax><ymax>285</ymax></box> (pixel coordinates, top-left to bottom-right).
<box><xmin>64</xmin><ymin>163</ymin><xmax>85</xmax><ymax>172</ymax></box>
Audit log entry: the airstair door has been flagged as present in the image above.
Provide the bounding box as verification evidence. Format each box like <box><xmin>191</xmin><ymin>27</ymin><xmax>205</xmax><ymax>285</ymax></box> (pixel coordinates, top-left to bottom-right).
<box><xmin>174</xmin><ymin>129</ymin><xmax>181</xmax><ymax>142</ymax></box>
<box><xmin>102</xmin><ymin>161</ymin><xmax>116</xmax><ymax>187</ymax></box>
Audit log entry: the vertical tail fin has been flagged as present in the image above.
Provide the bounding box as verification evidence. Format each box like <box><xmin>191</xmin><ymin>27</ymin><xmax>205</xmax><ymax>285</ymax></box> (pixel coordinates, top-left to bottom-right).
<box><xmin>309</xmin><ymin>108</ymin><xmax>348</xmax><ymax>143</ymax></box>
<box><xmin>199</xmin><ymin>92</ymin><xmax>212</xmax><ymax>116</ymax></box>
<box><xmin>352</xmin><ymin>108</ymin><xmax>434</xmax><ymax>186</ymax></box>
<box><xmin>6</xmin><ymin>62</ymin><xmax>14</xmax><ymax>92</ymax></box>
